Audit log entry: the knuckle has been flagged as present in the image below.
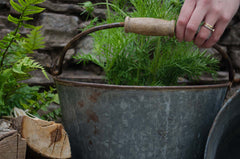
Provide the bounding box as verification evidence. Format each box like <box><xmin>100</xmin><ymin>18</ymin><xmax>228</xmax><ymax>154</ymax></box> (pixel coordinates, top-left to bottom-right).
<box><xmin>177</xmin><ymin>18</ymin><xmax>187</xmax><ymax>27</ymax></box>
<box><xmin>221</xmin><ymin>15</ymin><xmax>231</xmax><ymax>23</ymax></box>
<box><xmin>212</xmin><ymin>7</ymin><xmax>221</xmax><ymax>15</ymax></box>
<box><xmin>200</xmin><ymin>0</ymin><xmax>208</xmax><ymax>5</ymax></box>
<box><xmin>186</xmin><ymin>24</ymin><xmax>197</xmax><ymax>33</ymax></box>
<box><xmin>211</xmin><ymin>35</ymin><xmax>220</xmax><ymax>43</ymax></box>
<box><xmin>198</xmin><ymin>33</ymin><xmax>208</xmax><ymax>41</ymax></box>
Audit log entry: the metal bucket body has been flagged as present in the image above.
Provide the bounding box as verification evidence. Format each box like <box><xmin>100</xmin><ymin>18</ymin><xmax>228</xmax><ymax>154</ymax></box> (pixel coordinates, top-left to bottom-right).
<box><xmin>55</xmin><ymin>78</ymin><xmax>229</xmax><ymax>159</ymax></box>
<box><xmin>204</xmin><ymin>90</ymin><xmax>240</xmax><ymax>159</ymax></box>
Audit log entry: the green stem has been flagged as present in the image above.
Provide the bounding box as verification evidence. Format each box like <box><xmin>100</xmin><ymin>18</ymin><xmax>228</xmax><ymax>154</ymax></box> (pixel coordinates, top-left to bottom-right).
<box><xmin>0</xmin><ymin>26</ymin><xmax>20</xmax><ymax>69</ymax></box>
<box><xmin>106</xmin><ymin>0</ymin><xmax>110</xmax><ymax>18</ymax></box>
<box><xmin>0</xmin><ymin>7</ymin><xmax>27</xmax><ymax>70</ymax></box>
<box><xmin>151</xmin><ymin>38</ymin><xmax>161</xmax><ymax>83</ymax></box>
<box><xmin>136</xmin><ymin>37</ymin><xmax>145</xmax><ymax>84</ymax></box>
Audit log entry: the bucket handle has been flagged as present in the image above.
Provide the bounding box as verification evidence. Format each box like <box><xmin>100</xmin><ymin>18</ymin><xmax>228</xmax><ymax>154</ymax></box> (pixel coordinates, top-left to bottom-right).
<box><xmin>50</xmin><ymin>17</ymin><xmax>234</xmax><ymax>83</ymax></box>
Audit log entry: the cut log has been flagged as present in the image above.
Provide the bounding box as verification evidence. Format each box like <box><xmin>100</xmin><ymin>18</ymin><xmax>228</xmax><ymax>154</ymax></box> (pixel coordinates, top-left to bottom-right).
<box><xmin>13</xmin><ymin>116</ymin><xmax>71</xmax><ymax>159</ymax></box>
<box><xmin>0</xmin><ymin>120</ymin><xmax>26</xmax><ymax>159</ymax></box>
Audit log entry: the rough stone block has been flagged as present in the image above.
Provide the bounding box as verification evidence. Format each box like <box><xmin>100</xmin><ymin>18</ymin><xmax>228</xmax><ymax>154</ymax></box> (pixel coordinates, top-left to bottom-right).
<box><xmin>38</xmin><ymin>0</ymin><xmax>84</xmax><ymax>14</ymax></box>
<box><xmin>229</xmin><ymin>46</ymin><xmax>240</xmax><ymax>71</ymax></box>
<box><xmin>0</xmin><ymin>0</ymin><xmax>9</xmax><ymax>9</ymax></box>
<box><xmin>219</xmin><ymin>22</ymin><xmax>240</xmax><ymax>46</ymax></box>
<box><xmin>75</xmin><ymin>36</ymin><xmax>94</xmax><ymax>55</ymax></box>
<box><xmin>0</xmin><ymin>15</ymin><xmax>15</xmax><ymax>30</ymax></box>
<box><xmin>39</xmin><ymin>13</ymin><xmax>79</xmax><ymax>48</ymax></box>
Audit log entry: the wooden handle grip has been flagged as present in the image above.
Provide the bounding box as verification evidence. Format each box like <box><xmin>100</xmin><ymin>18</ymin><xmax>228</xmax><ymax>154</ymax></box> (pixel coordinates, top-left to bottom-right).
<box><xmin>124</xmin><ymin>16</ymin><xmax>175</xmax><ymax>36</ymax></box>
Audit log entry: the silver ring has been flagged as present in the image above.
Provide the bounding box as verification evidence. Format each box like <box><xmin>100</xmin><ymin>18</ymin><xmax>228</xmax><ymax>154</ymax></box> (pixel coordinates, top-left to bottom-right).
<box><xmin>203</xmin><ymin>22</ymin><xmax>215</xmax><ymax>32</ymax></box>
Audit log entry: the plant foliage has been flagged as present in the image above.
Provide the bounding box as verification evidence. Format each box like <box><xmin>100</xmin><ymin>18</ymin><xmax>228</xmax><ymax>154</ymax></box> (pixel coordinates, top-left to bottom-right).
<box><xmin>0</xmin><ymin>0</ymin><xmax>60</xmax><ymax>120</ymax></box>
<box><xmin>77</xmin><ymin>0</ymin><xmax>219</xmax><ymax>86</ymax></box>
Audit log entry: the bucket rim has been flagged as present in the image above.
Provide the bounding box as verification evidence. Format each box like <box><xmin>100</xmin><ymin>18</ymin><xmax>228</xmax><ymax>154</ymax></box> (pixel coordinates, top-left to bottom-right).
<box><xmin>53</xmin><ymin>76</ymin><xmax>231</xmax><ymax>90</ymax></box>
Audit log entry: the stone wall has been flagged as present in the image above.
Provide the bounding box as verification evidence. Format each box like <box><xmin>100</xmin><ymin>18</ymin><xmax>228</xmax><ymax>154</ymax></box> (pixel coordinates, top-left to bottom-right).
<box><xmin>0</xmin><ymin>0</ymin><xmax>239</xmax><ymax>86</ymax></box>
<box><xmin>0</xmin><ymin>0</ymin><xmax>107</xmax><ymax>84</ymax></box>
<box><xmin>218</xmin><ymin>11</ymin><xmax>240</xmax><ymax>72</ymax></box>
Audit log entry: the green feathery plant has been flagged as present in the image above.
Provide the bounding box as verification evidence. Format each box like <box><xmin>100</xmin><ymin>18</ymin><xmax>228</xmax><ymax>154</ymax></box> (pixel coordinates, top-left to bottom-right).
<box><xmin>76</xmin><ymin>0</ymin><xmax>218</xmax><ymax>86</ymax></box>
<box><xmin>0</xmin><ymin>0</ymin><xmax>60</xmax><ymax>120</ymax></box>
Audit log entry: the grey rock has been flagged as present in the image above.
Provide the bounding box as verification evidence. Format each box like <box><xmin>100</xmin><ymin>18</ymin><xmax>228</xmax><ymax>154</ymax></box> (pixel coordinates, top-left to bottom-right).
<box><xmin>20</xmin><ymin>70</ymin><xmax>54</xmax><ymax>85</ymax></box>
<box><xmin>37</xmin><ymin>102</ymin><xmax>61</xmax><ymax>122</ymax></box>
<box><xmin>64</xmin><ymin>49</ymin><xmax>76</xmax><ymax>65</ymax></box>
<box><xmin>64</xmin><ymin>49</ymin><xmax>75</xmax><ymax>61</ymax></box>
<box><xmin>39</xmin><ymin>0</ymin><xmax>107</xmax><ymax>19</ymax></box>
<box><xmin>0</xmin><ymin>0</ymin><xmax>9</xmax><ymax>9</ymax></box>
<box><xmin>75</xmin><ymin>35</ymin><xmax>94</xmax><ymax>56</ymax></box>
<box><xmin>19</xmin><ymin>27</ymin><xmax>31</xmax><ymax>36</ymax></box>
<box><xmin>0</xmin><ymin>29</ymin><xmax>11</xmax><ymax>39</ymax></box>
<box><xmin>39</xmin><ymin>13</ymin><xmax>79</xmax><ymax>48</ymax></box>
<box><xmin>219</xmin><ymin>22</ymin><xmax>240</xmax><ymax>45</ymax></box>
<box><xmin>29</xmin><ymin>51</ymin><xmax>52</xmax><ymax>68</ymax></box>
<box><xmin>80</xmin><ymin>63</ymin><xmax>103</xmax><ymax>75</ymax></box>
<box><xmin>198</xmin><ymin>71</ymin><xmax>235</xmax><ymax>83</ymax></box>
<box><xmin>58</xmin><ymin>36</ymin><xmax>94</xmax><ymax>65</ymax></box>
<box><xmin>229</xmin><ymin>46</ymin><xmax>240</xmax><ymax>70</ymax></box>
<box><xmin>0</xmin><ymin>0</ymin><xmax>8</xmax><ymax>5</ymax></box>
<box><xmin>38</xmin><ymin>0</ymin><xmax>84</xmax><ymax>14</ymax></box>
<box><xmin>200</xmin><ymin>46</ymin><xmax>226</xmax><ymax>61</ymax></box>
<box><xmin>93</xmin><ymin>8</ymin><xmax>107</xmax><ymax>19</ymax></box>
<box><xmin>79</xmin><ymin>20</ymin><xmax>91</xmax><ymax>30</ymax></box>
<box><xmin>0</xmin><ymin>15</ymin><xmax>15</xmax><ymax>30</ymax></box>
<box><xmin>58</xmin><ymin>69</ymin><xmax>104</xmax><ymax>79</ymax></box>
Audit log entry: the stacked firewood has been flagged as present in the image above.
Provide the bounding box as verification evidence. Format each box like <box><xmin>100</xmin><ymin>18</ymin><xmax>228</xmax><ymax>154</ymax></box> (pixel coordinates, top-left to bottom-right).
<box><xmin>0</xmin><ymin>110</ymin><xmax>71</xmax><ymax>159</ymax></box>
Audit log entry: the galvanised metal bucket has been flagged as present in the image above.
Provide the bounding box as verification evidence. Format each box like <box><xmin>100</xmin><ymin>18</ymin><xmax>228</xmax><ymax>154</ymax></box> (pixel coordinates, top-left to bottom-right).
<box><xmin>54</xmin><ymin>78</ymin><xmax>229</xmax><ymax>159</ymax></box>
<box><xmin>50</xmin><ymin>19</ymin><xmax>234</xmax><ymax>159</ymax></box>
<box><xmin>204</xmin><ymin>90</ymin><xmax>240</xmax><ymax>159</ymax></box>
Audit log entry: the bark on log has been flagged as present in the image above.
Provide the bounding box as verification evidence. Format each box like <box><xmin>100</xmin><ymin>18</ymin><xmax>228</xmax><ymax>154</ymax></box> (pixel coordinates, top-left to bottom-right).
<box><xmin>13</xmin><ymin>116</ymin><xmax>71</xmax><ymax>159</ymax></box>
<box><xmin>0</xmin><ymin>120</ymin><xmax>26</xmax><ymax>159</ymax></box>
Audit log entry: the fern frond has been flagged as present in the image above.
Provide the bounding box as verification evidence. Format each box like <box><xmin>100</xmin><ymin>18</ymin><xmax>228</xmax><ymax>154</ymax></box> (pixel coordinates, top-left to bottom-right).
<box><xmin>19</xmin><ymin>0</ymin><xmax>27</xmax><ymax>7</ymax></box>
<box><xmin>8</xmin><ymin>15</ymin><xmax>20</xmax><ymax>25</ymax></box>
<box><xmin>0</xmin><ymin>0</ymin><xmax>56</xmax><ymax>118</ymax></box>
<box><xmin>0</xmin><ymin>69</ymin><xmax>13</xmax><ymax>106</ymax></box>
<box><xmin>1</xmin><ymin>0</ymin><xmax>46</xmax><ymax>69</ymax></box>
<box><xmin>13</xmin><ymin>57</ymin><xmax>49</xmax><ymax>79</ymax></box>
<box><xmin>13</xmin><ymin>62</ymin><xmax>26</xmax><ymax>75</ymax></box>
<box><xmin>10</xmin><ymin>0</ymin><xmax>24</xmax><ymax>13</ymax></box>
<box><xmin>21</xmin><ymin>16</ymin><xmax>34</xmax><ymax>21</ymax></box>
<box><xmin>27</xmin><ymin>0</ymin><xmax>46</xmax><ymax>5</ymax></box>
<box><xmin>23</xmin><ymin>9</ymin><xmax>45</xmax><ymax>16</ymax></box>
<box><xmin>0</xmin><ymin>35</ymin><xmax>12</xmax><ymax>51</ymax></box>
<box><xmin>23</xmin><ymin>26</ymin><xmax>45</xmax><ymax>52</ymax></box>
<box><xmin>24</xmin><ymin>5</ymin><xmax>45</xmax><ymax>14</ymax></box>
<box><xmin>22</xmin><ymin>23</ymin><xmax>35</xmax><ymax>29</ymax></box>
<box><xmin>9</xmin><ymin>0</ymin><xmax>46</xmax><ymax>26</ymax></box>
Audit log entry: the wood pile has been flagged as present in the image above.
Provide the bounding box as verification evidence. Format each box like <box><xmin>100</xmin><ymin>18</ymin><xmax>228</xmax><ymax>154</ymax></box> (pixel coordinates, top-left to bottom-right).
<box><xmin>0</xmin><ymin>115</ymin><xmax>71</xmax><ymax>159</ymax></box>
<box><xmin>0</xmin><ymin>120</ymin><xmax>26</xmax><ymax>159</ymax></box>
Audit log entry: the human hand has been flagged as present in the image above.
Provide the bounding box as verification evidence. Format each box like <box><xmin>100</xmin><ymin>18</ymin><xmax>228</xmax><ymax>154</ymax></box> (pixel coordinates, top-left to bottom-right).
<box><xmin>176</xmin><ymin>0</ymin><xmax>240</xmax><ymax>48</ymax></box>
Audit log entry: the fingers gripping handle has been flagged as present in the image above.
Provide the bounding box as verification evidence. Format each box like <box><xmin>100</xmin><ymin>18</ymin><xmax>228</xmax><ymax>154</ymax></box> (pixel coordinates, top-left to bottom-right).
<box><xmin>124</xmin><ymin>16</ymin><xmax>175</xmax><ymax>36</ymax></box>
